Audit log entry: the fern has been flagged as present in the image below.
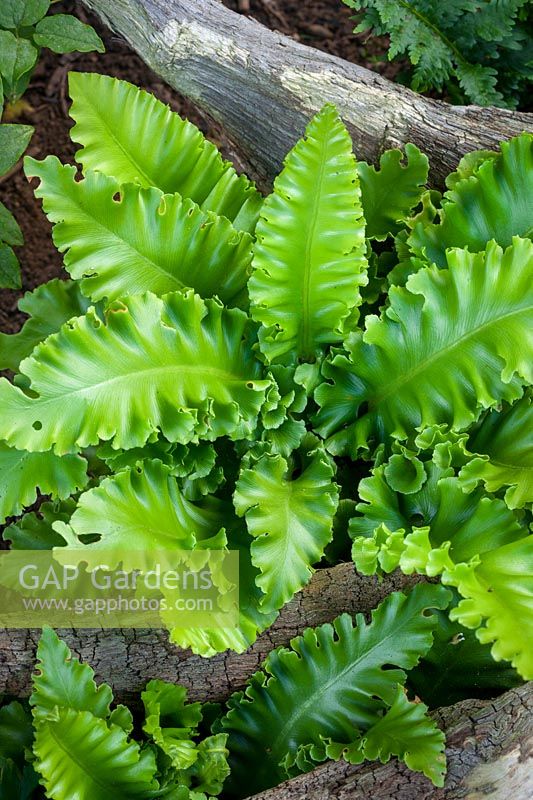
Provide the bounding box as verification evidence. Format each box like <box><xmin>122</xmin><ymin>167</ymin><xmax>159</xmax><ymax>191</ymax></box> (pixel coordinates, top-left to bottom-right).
<box><xmin>221</xmin><ymin>584</ymin><xmax>449</xmax><ymax>796</ymax></box>
<box><xmin>1</xmin><ymin>75</ymin><xmax>532</xmax><ymax>796</ymax></box>
<box><xmin>343</xmin><ymin>0</ymin><xmax>533</xmax><ymax>108</ymax></box>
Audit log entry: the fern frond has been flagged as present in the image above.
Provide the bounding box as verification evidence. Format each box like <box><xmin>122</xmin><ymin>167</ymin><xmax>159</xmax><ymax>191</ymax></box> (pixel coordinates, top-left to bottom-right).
<box><xmin>221</xmin><ymin>584</ymin><xmax>449</xmax><ymax>796</ymax></box>
<box><xmin>234</xmin><ymin>434</ymin><xmax>339</xmax><ymax>612</ymax></box>
<box><xmin>409</xmin><ymin>134</ymin><xmax>533</xmax><ymax>267</ymax></box>
<box><xmin>25</xmin><ymin>156</ymin><xmax>253</xmax><ymax>306</ymax></box>
<box><xmin>0</xmin><ymin>443</ymin><xmax>87</xmax><ymax>524</ymax></box>
<box><xmin>68</xmin><ymin>72</ymin><xmax>263</xmax><ymax>233</ymax></box>
<box><xmin>0</xmin><ymin>292</ymin><xmax>271</xmax><ymax>454</ymax></box>
<box><xmin>314</xmin><ymin>239</ymin><xmax>533</xmax><ymax>457</ymax></box>
<box><xmin>0</xmin><ymin>279</ymin><xmax>91</xmax><ymax>372</ymax></box>
<box><xmin>249</xmin><ymin>104</ymin><xmax>367</xmax><ymax>364</ymax></box>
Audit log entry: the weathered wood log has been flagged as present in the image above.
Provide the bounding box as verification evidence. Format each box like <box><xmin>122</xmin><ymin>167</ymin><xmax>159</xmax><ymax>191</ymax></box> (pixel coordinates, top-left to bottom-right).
<box><xmin>0</xmin><ymin>563</ymin><xmax>415</xmax><ymax>700</ymax></box>
<box><xmin>82</xmin><ymin>0</ymin><xmax>532</xmax><ymax>188</ymax></box>
<box><xmin>251</xmin><ymin>683</ymin><xmax>533</xmax><ymax>800</ymax></box>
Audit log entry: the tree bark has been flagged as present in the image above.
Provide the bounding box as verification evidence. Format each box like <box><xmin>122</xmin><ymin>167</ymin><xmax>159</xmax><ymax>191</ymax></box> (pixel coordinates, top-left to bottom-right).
<box><xmin>82</xmin><ymin>0</ymin><xmax>531</xmax><ymax>188</ymax></box>
<box><xmin>0</xmin><ymin>563</ymin><xmax>416</xmax><ymax>700</ymax></box>
<box><xmin>250</xmin><ymin>683</ymin><xmax>533</xmax><ymax>800</ymax></box>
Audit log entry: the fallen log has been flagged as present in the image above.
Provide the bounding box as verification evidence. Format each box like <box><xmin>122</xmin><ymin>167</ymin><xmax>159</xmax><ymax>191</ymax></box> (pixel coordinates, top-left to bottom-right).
<box><xmin>82</xmin><ymin>0</ymin><xmax>532</xmax><ymax>187</ymax></box>
<box><xmin>0</xmin><ymin>563</ymin><xmax>415</xmax><ymax>700</ymax></box>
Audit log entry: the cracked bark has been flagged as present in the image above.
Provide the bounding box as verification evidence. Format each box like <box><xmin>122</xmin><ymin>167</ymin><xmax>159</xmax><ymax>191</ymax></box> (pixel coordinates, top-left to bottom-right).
<box><xmin>81</xmin><ymin>0</ymin><xmax>532</xmax><ymax>189</ymax></box>
<box><xmin>0</xmin><ymin>563</ymin><xmax>415</xmax><ymax>700</ymax></box>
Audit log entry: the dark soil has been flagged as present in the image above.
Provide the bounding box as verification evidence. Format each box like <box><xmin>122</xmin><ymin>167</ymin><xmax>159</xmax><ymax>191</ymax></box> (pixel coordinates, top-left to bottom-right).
<box><xmin>0</xmin><ymin>0</ymin><xmax>395</xmax><ymax>335</ymax></box>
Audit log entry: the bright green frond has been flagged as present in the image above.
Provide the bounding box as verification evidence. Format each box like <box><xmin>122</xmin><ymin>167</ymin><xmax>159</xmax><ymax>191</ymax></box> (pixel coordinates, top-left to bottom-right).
<box><xmin>234</xmin><ymin>436</ymin><xmax>339</xmax><ymax>612</ymax></box>
<box><xmin>68</xmin><ymin>72</ymin><xmax>262</xmax><ymax>232</ymax></box>
<box><xmin>357</xmin><ymin>144</ymin><xmax>428</xmax><ymax>240</ymax></box>
<box><xmin>249</xmin><ymin>104</ymin><xmax>367</xmax><ymax>364</ymax></box>
<box><xmin>314</xmin><ymin>239</ymin><xmax>533</xmax><ymax>457</ymax></box>
<box><xmin>25</xmin><ymin>156</ymin><xmax>253</xmax><ymax>306</ymax></box>
<box><xmin>459</xmin><ymin>394</ymin><xmax>533</xmax><ymax>509</ymax></box>
<box><xmin>0</xmin><ymin>279</ymin><xmax>91</xmax><ymax>373</ymax></box>
<box><xmin>31</xmin><ymin>627</ymin><xmax>113</xmax><ymax>722</ymax></box>
<box><xmin>409</xmin><ymin>134</ymin><xmax>533</xmax><ymax>267</ymax></box>
<box><xmin>33</xmin><ymin>708</ymin><xmax>158</xmax><ymax>800</ymax></box>
<box><xmin>446</xmin><ymin>537</ymin><xmax>533</xmax><ymax>679</ymax></box>
<box><xmin>0</xmin><ymin>291</ymin><xmax>271</xmax><ymax>454</ymax></box>
<box><xmin>0</xmin><ymin>443</ymin><xmax>87</xmax><ymax>524</ymax></box>
<box><xmin>52</xmin><ymin>459</ymin><xmax>225</xmax><ymax>552</ymax></box>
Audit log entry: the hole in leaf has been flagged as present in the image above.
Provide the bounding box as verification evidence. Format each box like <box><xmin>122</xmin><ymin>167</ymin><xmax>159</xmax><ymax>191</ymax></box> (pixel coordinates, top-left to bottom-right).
<box><xmin>78</xmin><ymin>533</ymin><xmax>102</xmax><ymax>544</ymax></box>
<box><xmin>112</xmin><ymin>191</ymin><xmax>122</xmax><ymax>203</ymax></box>
<box><xmin>32</xmin><ymin>421</ymin><xmax>42</xmax><ymax>430</ymax></box>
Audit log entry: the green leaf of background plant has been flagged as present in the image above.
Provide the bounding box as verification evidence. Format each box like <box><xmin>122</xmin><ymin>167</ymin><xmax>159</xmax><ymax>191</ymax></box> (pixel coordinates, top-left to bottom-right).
<box><xmin>33</xmin><ymin>708</ymin><xmax>159</xmax><ymax>800</ymax></box>
<box><xmin>357</xmin><ymin>144</ymin><xmax>428</xmax><ymax>240</ymax></box>
<box><xmin>0</xmin><ymin>278</ymin><xmax>92</xmax><ymax>372</ymax></box>
<box><xmin>221</xmin><ymin>584</ymin><xmax>449</xmax><ymax>797</ymax></box>
<box><xmin>249</xmin><ymin>104</ymin><xmax>367</xmax><ymax>364</ymax></box>
<box><xmin>0</xmin><ymin>242</ymin><xmax>21</xmax><ymax>289</ymax></box>
<box><xmin>53</xmin><ymin>459</ymin><xmax>225</xmax><ymax>551</ymax></box>
<box><xmin>409</xmin><ymin>134</ymin><xmax>533</xmax><ymax>267</ymax></box>
<box><xmin>26</xmin><ymin>156</ymin><xmax>253</xmax><ymax>305</ymax></box>
<box><xmin>0</xmin><ymin>0</ymin><xmax>49</xmax><ymax>29</ymax></box>
<box><xmin>0</xmin><ymin>200</ymin><xmax>23</xmax><ymax>247</ymax></box>
<box><xmin>0</xmin><ymin>124</ymin><xmax>33</xmax><ymax>177</ymax></box>
<box><xmin>315</xmin><ymin>239</ymin><xmax>533</xmax><ymax>457</ymax></box>
<box><xmin>0</xmin><ymin>442</ymin><xmax>87</xmax><ymax>524</ymax></box>
<box><xmin>0</xmin><ymin>31</ymin><xmax>38</xmax><ymax>101</ymax></box>
<box><xmin>31</xmin><ymin>627</ymin><xmax>113</xmax><ymax>722</ymax></box>
<box><xmin>234</xmin><ymin>436</ymin><xmax>339</xmax><ymax>612</ymax></box>
<box><xmin>68</xmin><ymin>72</ymin><xmax>262</xmax><ymax>233</ymax></box>
<box><xmin>33</xmin><ymin>14</ymin><xmax>104</xmax><ymax>54</ymax></box>
<box><xmin>0</xmin><ymin>291</ymin><xmax>271</xmax><ymax>454</ymax></box>
<box><xmin>459</xmin><ymin>393</ymin><xmax>533</xmax><ymax>509</ymax></box>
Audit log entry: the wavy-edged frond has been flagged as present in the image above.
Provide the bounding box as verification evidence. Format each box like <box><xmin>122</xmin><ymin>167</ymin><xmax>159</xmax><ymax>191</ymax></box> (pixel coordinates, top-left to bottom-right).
<box><xmin>0</xmin><ymin>291</ymin><xmax>271</xmax><ymax>455</ymax></box>
<box><xmin>2</xmin><ymin>499</ymin><xmax>74</xmax><ymax>550</ymax></box>
<box><xmin>408</xmin><ymin>600</ymin><xmax>522</xmax><ymax>708</ymax></box>
<box><xmin>445</xmin><ymin>537</ymin><xmax>533</xmax><ymax>679</ymax></box>
<box><xmin>459</xmin><ymin>393</ymin><xmax>533</xmax><ymax>509</ymax></box>
<box><xmin>31</xmin><ymin>627</ymin><xmax>113</xmax><ymax>722</ymax></box>
<box><xmin>221</xmin><ymin>583</ymin><xmax>449</xmax><ymax>797</ymax></box>
<box><xmin>249</xmin><ymin>104</ymin><xmax>367</xmax><ymax>364</ymax></box>
<box><xmin>68</xmin><ymin>72</ymin><xmax>262</xmax><ymax>233</ymax></box>
<box><xmin>142</xmin><ymin>680</ymin><xmax>202</xmax><ymax>770</ymax></box>
<box><xmin>314</xmin><ymin>239</ymin><xmax>533</xmax><ymax>457</ymax></box>
<box><xmin>234</xmin><ymin>435</ymin><xmax>339</xmax><ymax>612</ymax></box>
<box><xmin>169</xmin><ymin>521</ymin><xmax>278</xmax><ymax>657</ymax></box>
<box><xmin>358</xmin><ymin>686</ymin><xmax>445</xmax><ymax>785</ymax></box>
<box><xmin>357</xmin><ymin>144</ymin><xmax>428</xmax><ymax>240</ymax></box>
<box><xmin>52</xmin><ymin>459</ymin><xmax>225</xmax><ymax>551</ymax></box>
<box><xmin>0</xmin><ymin>443</ymin><xmax>87</xmax><ymax>524</ymax></box>
<box><xmin>409</xmin><ymin>134</ymin><xmax>533</xmax><ymax>267</ymax></box>
<box><xmin>349</xmin><ymin>442</ymin><xmax>532</xmax><ymax>678</ymax></box>
<box><xmin>33</xmin><ymin>708</ymin><xmax>159</xmax><ymax>800</ymax></box>
<box><xmin>350</xmin><ymin>461</ymin><xmax>525</xmax><ymax>573</ymax></box>
<box><xmin>0</xmin><ymin>279</ymin><xmax>91</xmax><ymax>373</ymax></box>
<box><xmin>25</xmin><ymin>157</ymin><xmax>253</xmax><ymax>306</ymax></box>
